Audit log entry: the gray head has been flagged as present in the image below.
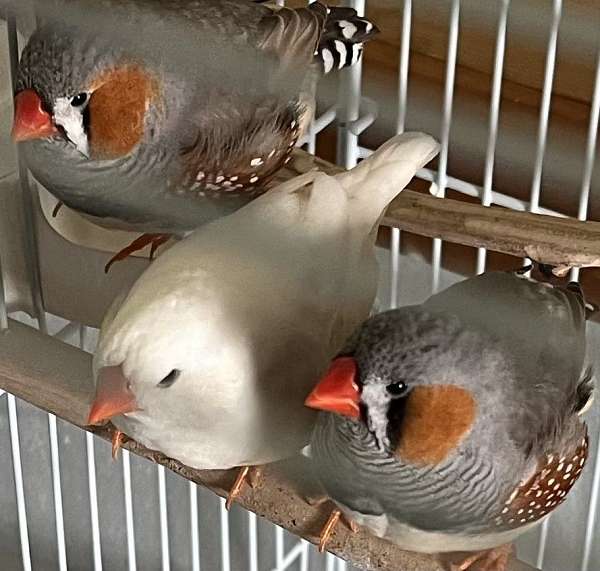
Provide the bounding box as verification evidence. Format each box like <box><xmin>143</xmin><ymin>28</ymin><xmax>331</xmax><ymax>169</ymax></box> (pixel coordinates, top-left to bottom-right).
<box><xmin>307</xmin><ymin>307</ymin><xmax>505</xmax><ymax>462</ymax></box>
<box><xmin>14</xmin><ymin>22</ymin><xmax>169</xmax><ymax>160</ymax></box>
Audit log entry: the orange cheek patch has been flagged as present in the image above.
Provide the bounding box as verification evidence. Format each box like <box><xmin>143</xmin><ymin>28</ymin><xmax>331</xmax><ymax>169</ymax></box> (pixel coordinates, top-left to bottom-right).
<box><xmin>88</xmin><ymin>66</ymin><xmax>158</xmax><ymax>159</ymax></box>
<box><xmin>396</xmin><ymin>385</ymin><xmax>476</xmax><ymax>466</ymax></box>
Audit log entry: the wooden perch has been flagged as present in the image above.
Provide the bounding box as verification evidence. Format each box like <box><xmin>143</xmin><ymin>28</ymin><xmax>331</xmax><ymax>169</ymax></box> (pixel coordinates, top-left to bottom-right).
<box><xmin>383</xmin><ymin>194</ymin><xmax>600</xmax><ymax>273</ymax></box>
<box><xmin>283</xmin><ymin>151</ymin><xmax>600</xmax><ymax>273</ymax></box>
<box><xmin>0</xmin><ymin>320</ymin><xmax>537</xmax><ymax>570</ymax></box>
<box><xmin>0</xmin><ymin>320</ymin><xmax>538</xmax><ymax>571</ymax></box>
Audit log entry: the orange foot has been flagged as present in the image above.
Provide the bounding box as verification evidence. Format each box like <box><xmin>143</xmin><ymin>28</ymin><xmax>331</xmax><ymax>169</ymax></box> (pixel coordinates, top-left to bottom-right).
<box><xmin>318</xmin><ymin>508</ymin><xmax>359</xmax><ymax>553</ymax></box>
<box><xmin>111</xmin><ymin>429</ymin><xmax>126</xmax><ymax>460</ymax></box>
<box><xmin>305</xmin><ymin>494</ymin><xmax>330</xmax><ymax>507</ymax></box>
<box><xmin>225</xmin><ymin>466</ymin><xmax>263</xmax><ymax>510</ymax></box>
<box><xmin>104</xmin><ymin>233</ymin><xmax>171</xmax><ymax>273</ymax></box>
<box><xmin>450</xmin><ymin>544</ymin><xmax>514</xmax><ymax>571</ymax></box>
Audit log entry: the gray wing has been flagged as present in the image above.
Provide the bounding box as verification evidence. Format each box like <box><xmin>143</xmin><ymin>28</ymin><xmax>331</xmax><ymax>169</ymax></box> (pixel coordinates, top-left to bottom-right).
<box><xmin>424</xmin><ymin>271</ymin><xmax>588</xmax><ymax>390</ymax></box>
<box><xmin>424</xmin><ymin>271</ymin><xmax>591</xmax><ymax>454</ymax></box>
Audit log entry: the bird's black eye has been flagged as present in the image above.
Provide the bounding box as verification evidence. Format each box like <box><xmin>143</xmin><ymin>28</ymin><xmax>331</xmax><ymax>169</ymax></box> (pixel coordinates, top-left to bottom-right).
<box><xmin>386</xmin><ymin>381</ymin><xmax>408</xmax><ymax>397</ymax></box>
<box><xmin>70</xmin><ymin>93</ymin><xmax>88</xmax><ymax>107</ymax></box>
<box><xmin>157</xmin><ymin>369</ymin><xmax>180</xmax><ymax>388</ymax></box>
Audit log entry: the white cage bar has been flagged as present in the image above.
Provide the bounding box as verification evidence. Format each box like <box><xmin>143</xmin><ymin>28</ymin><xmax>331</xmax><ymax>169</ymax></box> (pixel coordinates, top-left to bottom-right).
<box><xmin>0</xmin><ymin>1</ymin><xmax>599</xmax><ymax>570</ymax></box>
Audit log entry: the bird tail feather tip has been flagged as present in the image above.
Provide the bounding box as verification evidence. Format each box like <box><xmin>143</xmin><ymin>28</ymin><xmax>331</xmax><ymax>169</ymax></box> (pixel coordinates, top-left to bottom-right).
<box><xmin>313</xmin><ymin>3</ymin><xmax>379</xmax><ymax>73</ymax></box>
<box><xmin>337</xmin><ymin>132</ymin><xmax>440</xmax><ymax>224</ymax></box>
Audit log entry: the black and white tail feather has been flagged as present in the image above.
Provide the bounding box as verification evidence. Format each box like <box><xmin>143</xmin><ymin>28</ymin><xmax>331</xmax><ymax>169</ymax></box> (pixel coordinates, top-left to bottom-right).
<box><xmin>313</xmin><ymin>5</ymin><xmax>379</xmax><ymax>74</ymax></box>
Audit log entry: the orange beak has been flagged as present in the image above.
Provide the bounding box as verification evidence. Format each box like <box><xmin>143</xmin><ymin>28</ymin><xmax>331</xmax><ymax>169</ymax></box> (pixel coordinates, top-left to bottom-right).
<box><xmin>305</xmin><ymin>357</ymin><xmax>361</xmax><ymax>419</ymax></box>
<box><xmin>88</xmin><ymin>365</ymin><xmax>139</xmax><ymax>425</ymax></box>
<box><xmin>12</xmin><ymin>89</ymin><xmax>59</xmax><ymax>142</ymax></box>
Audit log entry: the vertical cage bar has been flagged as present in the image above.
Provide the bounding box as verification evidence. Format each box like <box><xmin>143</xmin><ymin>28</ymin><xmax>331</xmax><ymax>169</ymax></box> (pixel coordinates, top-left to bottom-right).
<box><xmin>275</xmin><ymin>526</ymin><xmax>285</xmax><ymax>567</ymax></box>
<box><xmin>532</xmin><ymin>5</ymin><xmax>562</xmax><ymax>564</ymax></box>
<box><xmin>389</xmin><ymin>229</ymin><xmax>401</xmax><ymax>309</ymax></box>
<box><xmin>570</xmin><ymin>48</ymin><xmax>600</xmax><ymax>282</ymax></box>
<box><xmin>396</xmin><ymin>0</ymin><xmax>412</xmax><ymax>135</ymax></box>
<box><xmin>431</xmin><ymin>0</ymin><xmax>460</xmax><ymax>293</ymax></box>
<box><xmin>218</xmin><ymin>498</ymin><xmax>231</xmax><ymax>571</ymax></box>
<box><xmin>581</xmin><ymin>432</ymin><xmax>600</xmax><ymax>571</ymax></box>
<box><xmin>299</xmin><ymin>542</ymin><xmax>309</xmax><ymax>571</ymax></box>
<box><xmin>577</xmin><ymin>50</ymin><xmax>600</xmax><ymax>570</ymax></box>
<box><xmin>336</xmin><ymin>0</ymin><xmax>365</xmax><ymax>169</ymax></box>
<box><xmin>48</xmin><ymin>414</ymin><xmax>68</xmax><ymax>571</ymax></box>
<box><xmin>248</xmin><ymin>512</ymin><xmax>258</xmax><ymax>571</ymax></box>
<box><xmin>7</xmin><ymin>14</ymin><xmax>47</xmax><ymax>333</ymax></box>
<box><xmin>326</xmin><ymin>554</ymin><xmax>336</xmax><ymax>571</ymax></box>
<box><xmin>8</xmin><ymin>19</ymin><xmax>59</xmax><ymax>568</ymax></box>
<box><xmin>390</xmin><ymin>0</ymin><xmax>412</xmax><ymax>309</ymax></box>
<box><xmin>82</xmin><ymin>326</ymin><xmax>103</xmax><ymax>571</ymax></box>
<box><xmin>190</xmin><ymin>483</ymin><xmax>200</xmax><ymax>571</ymax></box>
<box><xmin>122</xmin><ymin>450</ymin><xmax>137</xmax><ymax>571</ymax></box>
<box><xmin>7</xmin><ymin>395</ymin><xmax>32</xmax><ymax>571</ymax></box>
<box><xmin>305</xmin><ymin>0</ymin><xmax>317</xmax><ymax>154</ymax></box>
<box><xmin>8</xmin><ymin>19</ymin><xmax>70</xmax><ymax>568</ymax></box>
<box><xmin>86</xmin><ymin>433</ymin><xmax>103</xmax><ymax>571</ymax></box>
<box><xmin>306</xmin><ymin>122</ymin><xmax>317</xmax><ymax>155</ymax></box>
<box><xmin>0</xmin><ymin>255</ymin><xmax>8</xmax><ymax>330</ymax></box>
<box><xmin>476</xmin><ymin>0</ymin><xmax>510</xmax><ymax>274</ymax></box>
<box><xmin>529</xmin><ymin>0</ymin><xmax>562</xmax><ymax>215</ymax></box>
<box><xmin>158</xmin><ymin>466</ymin><xmax>170</xmax><ymax>571</ymax></box>
<box><xmin>535</xmin><ymin>508</ymin><xmax>550</xmax><ymax>567</ymax></box>
<box><xmin>78</xmin><ymin>323</ymin><xmax>88</xmax><ymax>350</ymax></box>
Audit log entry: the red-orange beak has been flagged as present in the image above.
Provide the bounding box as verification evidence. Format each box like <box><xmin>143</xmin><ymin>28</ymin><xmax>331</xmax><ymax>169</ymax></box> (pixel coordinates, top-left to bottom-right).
<box><xmin>12</xmin><ymin>89</ymin><xmax>59</xmax><ymax>142</ymax></box>
<box><xmin>88</xmin><ymin>365</ymin><xmax>139</xmax><ymax>425</ymax></box>
<box><xmin>305</xmin><ymin>357</ymin><xmax>361</xmax><ymax>419</ymax></box>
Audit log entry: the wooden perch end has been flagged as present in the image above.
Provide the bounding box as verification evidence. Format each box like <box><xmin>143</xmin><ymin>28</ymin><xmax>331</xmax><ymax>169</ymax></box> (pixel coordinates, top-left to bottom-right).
<box><xmin>0</xmin><ymin>320</ymin><xmax>538</xmax><ymax>571</ymax></box>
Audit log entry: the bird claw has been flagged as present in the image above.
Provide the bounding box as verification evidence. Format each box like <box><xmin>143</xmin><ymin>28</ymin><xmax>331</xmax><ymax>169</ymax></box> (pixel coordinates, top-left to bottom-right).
<box><xmin>226</xmin><ymin>466</ymin><xmax>261</xmax><ymax>510</ymax></box>
<box><xmin>317</xmin><ymin>508</ymin><xmax>359</xmax><ymax>553</ymax></box>
<box><xmin>247</xmin><ymin>466</ymin><xmax>262</xmax><ymax>488</ymax></box>
<box><xmin>104</xmin><ymin>233</ymin><xmax>171</xmax><ymax>273</ymax></box>
<box><xmin>111</xmin><ymin>430</ymin><xmax>126</xmax><ymax>460</ymax></box>
<box><xmin>318</xmin><ymin>509</ymin><xmax>341</xmax><ymax>553</ymax></box>
<box><xmin>52</xmin><ymin>201</ymin><xmax>63</xmax><ymax>218</ymax></box>
<box><xmin>449</xmin><ymin>544</ymin><xmax>513</xmax><ymax>571</ymax></box>
<box><xmin>305</xmin><ymin>494</ymin><xmax>330</xmax><ymax>507</ymax></box>
<box><xmin>149</xmin><ymin>234</ymin><xmax>171</xmax><ymax>260</ymax></box>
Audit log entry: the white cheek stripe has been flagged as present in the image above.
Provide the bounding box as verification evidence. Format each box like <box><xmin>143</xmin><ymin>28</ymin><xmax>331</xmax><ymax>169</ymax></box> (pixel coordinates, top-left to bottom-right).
<box><xmin>53</xmin><ymin>96</ymin><xmax>90</xmax><ymax>157</ymax></box>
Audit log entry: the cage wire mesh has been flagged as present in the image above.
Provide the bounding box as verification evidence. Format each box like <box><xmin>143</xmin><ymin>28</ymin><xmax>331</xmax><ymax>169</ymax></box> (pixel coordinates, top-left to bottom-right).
<box><xmin>0</xmin><ymin>0</ymin><xmax>599</xmax><ymax>570</ymax></box>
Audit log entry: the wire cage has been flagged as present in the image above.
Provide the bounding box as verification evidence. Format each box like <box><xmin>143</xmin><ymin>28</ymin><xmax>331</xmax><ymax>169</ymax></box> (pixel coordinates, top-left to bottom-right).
<box><xmin>0</xmin><ymin>1</ymin><xmax>599</xmax><ymax>570</ymax></box>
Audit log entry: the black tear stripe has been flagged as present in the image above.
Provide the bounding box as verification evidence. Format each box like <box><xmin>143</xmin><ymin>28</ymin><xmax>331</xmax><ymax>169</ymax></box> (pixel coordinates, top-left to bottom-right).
<box><xmin>82</xmin><ymin>104</ymin><xmax>91</xmax><ymax>137</ymax></box>
<box><xmin>386</xmin><ymin>394</ymin><xmax>409</xmax><ymax>451</ymax></box>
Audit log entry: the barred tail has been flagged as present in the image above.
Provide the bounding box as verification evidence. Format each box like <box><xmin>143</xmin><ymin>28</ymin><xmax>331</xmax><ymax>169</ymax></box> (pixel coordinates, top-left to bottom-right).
<box><xmin>311</xmin><ymin>4</ymin><xmax>379</xmax><ymax>74</ymax></box>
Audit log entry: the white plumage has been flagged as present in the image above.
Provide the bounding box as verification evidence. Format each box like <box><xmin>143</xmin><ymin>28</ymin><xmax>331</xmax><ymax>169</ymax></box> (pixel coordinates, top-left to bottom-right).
<box><xmin>92</xmin><ymin>132</ymin><xmax>439</xmax><ymax>470</ymax></box>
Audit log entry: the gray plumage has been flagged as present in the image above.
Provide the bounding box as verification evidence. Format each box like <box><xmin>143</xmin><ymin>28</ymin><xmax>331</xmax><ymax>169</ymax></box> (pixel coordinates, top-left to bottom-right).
<box><xmin>310</xmin><ymin>271</ymin><xmax>593</xmax><ymax>551</ymax></box>
<box><xmin>14</xmin><ymin>0</ymin><xmax>378</xmax><ymax>233</ymax></box>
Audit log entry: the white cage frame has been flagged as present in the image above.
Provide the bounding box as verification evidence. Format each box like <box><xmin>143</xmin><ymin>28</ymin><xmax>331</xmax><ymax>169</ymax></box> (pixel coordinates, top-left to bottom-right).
<box><xmin>0</xmin><ymin>1</ymin><xmax>599</xmax><ymax>570</ymax></box>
